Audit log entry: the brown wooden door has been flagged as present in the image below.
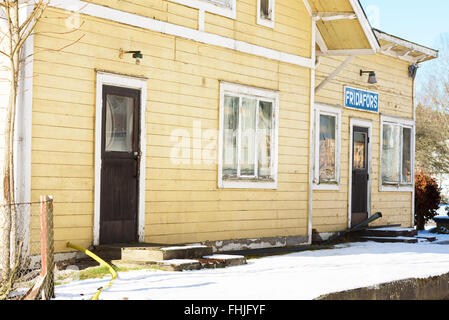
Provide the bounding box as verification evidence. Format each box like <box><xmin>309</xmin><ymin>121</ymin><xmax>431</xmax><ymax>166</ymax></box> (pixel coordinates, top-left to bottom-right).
<box><xmin>351</xmin><ymin>126</ymin><xmax>369</xmax><ymax>227</ymax></box>
<box><xmin>100</xmin><ymin>85</ymin><xmax>140</xmax><ymax>244</ymax></box>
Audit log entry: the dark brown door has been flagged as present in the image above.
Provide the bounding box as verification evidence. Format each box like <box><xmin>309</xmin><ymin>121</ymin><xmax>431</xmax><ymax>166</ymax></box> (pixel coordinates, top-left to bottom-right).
<box><xmin>100</xmin><ymin>85</ymin><xmax>140</xmax><ymax>244</ymax></box>
<box><xmin>351</xmin><ymin>126</ymin><xmax>369</xmax><ymax>227</ymax></box>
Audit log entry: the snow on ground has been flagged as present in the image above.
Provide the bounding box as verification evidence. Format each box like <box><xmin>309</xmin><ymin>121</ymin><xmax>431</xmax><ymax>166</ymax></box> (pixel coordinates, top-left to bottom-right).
<box><xmin>54</xmin><ymin>231</ymin><xmax>449</xmax><ymax>300</ymax></box>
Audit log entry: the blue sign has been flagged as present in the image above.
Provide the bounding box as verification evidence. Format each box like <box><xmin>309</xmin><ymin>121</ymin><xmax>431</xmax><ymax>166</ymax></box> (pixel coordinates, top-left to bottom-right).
<box><xmin>344</xmin><ymin>86</ymin><xmax>379</xmax><ymax>113</ymax></box>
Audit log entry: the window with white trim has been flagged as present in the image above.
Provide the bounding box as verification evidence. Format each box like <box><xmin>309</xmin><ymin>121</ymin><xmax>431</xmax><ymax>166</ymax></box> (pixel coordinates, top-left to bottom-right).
<box><xmin>219</xmin><ymin>82</ymin><xmax>278</xmax><ymax>189</ymax></box>
<box><xmin>381</xmin><ymin>118</ymin><xmax>414</xmax><ymax>189</ymax></box>
<box><xmin>313</xmin><ymin>104</ymin><xmax>341</xmax><ymax>190</ymax></box>
<box><xmin>257</xmin><ymin>0</ymin><xmax>275</xmax><ymax>28</ymax></box>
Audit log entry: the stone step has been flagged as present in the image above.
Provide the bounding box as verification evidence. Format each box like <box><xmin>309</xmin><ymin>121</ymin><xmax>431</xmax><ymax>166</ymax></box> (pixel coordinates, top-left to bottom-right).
<box><xmin>358</xmin><ymin>227</ymin><xmax>417</xmax><ymax>238</ymax></box>
<box><xmin>358</xmin><ymin>236</ymin><xmax>418</xmax><ymax>243</ymax></box>
<box><xmin>112</xmin><ymin>254</ymin><xmax>246</xmax><ymax>272</ymax></box>
<box><xmin>416</xmin><ymin>236</ymin><xmax>437</xmax><ymax>242</ymax></box>
<box><xmin>112</xmin><ymin>259</ymin><xmax>202</xmax><ymax>271</ymax></box>
<box><xmin>200</xmin><ymin>254</ymin><xmax>247</xmax><ymax>268</ymax></box>
<box><xmin>121</xmin><ymin>245</ymin><xmax>213</xmax><ymax>262</ymax></box>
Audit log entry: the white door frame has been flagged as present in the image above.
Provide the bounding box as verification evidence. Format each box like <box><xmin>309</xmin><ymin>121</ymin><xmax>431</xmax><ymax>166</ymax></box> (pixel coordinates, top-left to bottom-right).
<box><xmin>348</xmin><ymin>118</ymin><xmax>372</xmax><ymax>229</ymax></box>
<box><xmin>94</xmin><ymin>72</ymin><xmax>147</xmax><ymax>245</ymax></box>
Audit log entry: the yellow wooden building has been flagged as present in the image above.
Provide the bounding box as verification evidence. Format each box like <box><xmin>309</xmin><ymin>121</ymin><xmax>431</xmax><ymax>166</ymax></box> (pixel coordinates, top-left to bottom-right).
<box><xmin>4</xmin><ymin>0</ymin><xmax>438</xmax><ymax>256</ymax></box>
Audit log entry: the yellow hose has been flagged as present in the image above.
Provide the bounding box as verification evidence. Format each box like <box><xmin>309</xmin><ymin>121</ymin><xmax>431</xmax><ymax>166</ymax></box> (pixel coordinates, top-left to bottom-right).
<box><xmin>66</xmin><ymin>242</ymin><xmax>118</xmax><ymax>300</ymax></box>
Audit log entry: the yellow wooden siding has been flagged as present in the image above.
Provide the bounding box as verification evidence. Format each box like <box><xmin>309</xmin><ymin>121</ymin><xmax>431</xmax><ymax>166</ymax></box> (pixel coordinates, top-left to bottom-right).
<box><xmin>83</xmin><ymin>0</ymin><xmax>312</xmax><ymax>58</ymax></box>
<box><xmin>312</xmin><ymin>54</ymin><xmax>414</xmax><ymax>233</ymax></box>
<box><xmin>31</xmin><ymin>8</ymin><xmax>311</xmax><ymax>253</ymax></box>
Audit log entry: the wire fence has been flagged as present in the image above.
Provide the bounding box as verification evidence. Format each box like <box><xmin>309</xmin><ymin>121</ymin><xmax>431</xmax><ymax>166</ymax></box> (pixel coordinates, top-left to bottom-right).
<box><xmin>0</xmin><ymin>196</ymin><xmax>54</xmax><ymax>300</ymax></box>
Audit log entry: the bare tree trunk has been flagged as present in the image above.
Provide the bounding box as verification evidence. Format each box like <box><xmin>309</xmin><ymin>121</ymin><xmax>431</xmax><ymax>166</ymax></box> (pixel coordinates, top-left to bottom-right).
<box><xmin>8</xmin><ymin>1</ymin><xmax>20</xmax><ymax>272</ymax></box>
<box><xmin>1</xmin><ymin>0</ymin><xmax>20</xmax><ymax>283</ymax></box>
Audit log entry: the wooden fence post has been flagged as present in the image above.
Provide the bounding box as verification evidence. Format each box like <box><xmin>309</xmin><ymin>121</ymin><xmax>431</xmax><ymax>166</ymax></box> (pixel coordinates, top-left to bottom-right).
<box><xmin>40</xmin><ymin>195</ymin><xmax>54</xmax><ymax>299</ymax></box>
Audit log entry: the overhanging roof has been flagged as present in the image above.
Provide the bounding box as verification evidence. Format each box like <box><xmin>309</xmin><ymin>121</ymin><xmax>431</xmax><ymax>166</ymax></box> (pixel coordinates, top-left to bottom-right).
<box><xmin>373</xmin><ymin>29</ymin><xmax>439</xmax><ymax>64</ymax></box>
<box><xmin>303</xmin><ymin>0</ymin><xmax>380</xmax><ymax>56</ymax></box>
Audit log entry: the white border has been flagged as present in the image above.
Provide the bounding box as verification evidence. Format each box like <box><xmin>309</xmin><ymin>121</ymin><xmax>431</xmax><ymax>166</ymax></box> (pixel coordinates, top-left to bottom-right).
<box><xmin>379</xmin><ymin>115</ymin><xmax>415</xmax><ymax>193</ymax></box>
<box><xmin>50</xmin><ymin>0</ymin><xmax>313</xmax><ymax>70</ymax></box>
<box><xmin>168</xmin><ymin>0</ymin><xmax>236</xmax><ymax>20</ymax></box>
<box><xmin>94</xmin><ymin>72</ymin><xmax>147</xmax><ymax>245</ymax></box>
<box><xmin>348</xmin><ymin>118</ymin><xmax>372</xmax><ymax>229</ymax></box>
<box><xmin>312</xmin><ymin>103</ymin><xmax>342</xmax><ymax>191</ymax></box>
<box><xmin>218</xmin><ymin>82</ymin><xmax>279</xmax><ymax>190</ymax></box>
<box><xmin>257</xmin><ymin>0</ymin><xmax>275</xmax><ymax>29</ymax></box>
<box><xmin>343</xmin><ymin>85</ymin><xmax>379</xmax><ymax>114</ymax></box>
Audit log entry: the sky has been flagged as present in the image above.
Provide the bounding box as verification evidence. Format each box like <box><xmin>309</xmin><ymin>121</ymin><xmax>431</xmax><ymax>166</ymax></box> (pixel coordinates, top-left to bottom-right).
<box><xmin>359</xmin><ymin>1</ymin><xmax>449</xmax><ymax>94</ymax></box>
<box><xmin>359</xmin><ymin>0</ymin><xmax>449</xmax><ymax>49</ymax></box>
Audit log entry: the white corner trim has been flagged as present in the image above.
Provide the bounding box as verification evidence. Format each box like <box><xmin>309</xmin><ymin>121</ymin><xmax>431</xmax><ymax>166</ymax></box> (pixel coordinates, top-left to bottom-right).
<box><xmin>168</xmin><ymin>0</ymin><xmax>236</xmax><ymax>20</ymax></box>
<box><xmin>217</xmin><ymin>82</ymin><xmax>279</xmax><ymax>190</ymax></box>
<box><xmin>50</xmin><ymin>0</ymin><xmax>314</xmax><ymax>70</ymax></box>
<box><xmin>257</xmin><ymin>0</ymin><xmax>275</xmax><ymax>29</ymax></box>
<box><xmin>348</xmin><ymin>118</ymin><xmax>373</xmax><ymax>229</ymax></box>
<box><xmin>307</xmin><ymin>20</ymin><xmax>317</xmax><ymax>245</ymax></box>
<box><xmin>94</xmin><ymin>72</ymin><xmax>147</xmax><ymax>245</ymax></box>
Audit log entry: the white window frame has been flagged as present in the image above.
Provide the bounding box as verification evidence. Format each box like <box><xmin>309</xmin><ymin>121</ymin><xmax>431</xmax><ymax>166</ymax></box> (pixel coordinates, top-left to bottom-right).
<box><xmin>218</xmin><ymin>82</ymin><xmax>279</xmax><ymax>189</ymax></box>
<box><xmin>257</xmin><ymin>0</ymin><xmax>275</xmax><ymax>29</ymax></box>
<box><xmin>168</xmin><ymin>0</ymin><xmax>236</xmax><ymax>20</ymax></box>
<box><xmin>379</xmin><ymin>115</ymin><xmax>415</xmax><ymax>192</ymax></box>
<box><xmin>312</xmin><ymin>104</ymin><xmax>341</xmax><ymax>191</ymax></box>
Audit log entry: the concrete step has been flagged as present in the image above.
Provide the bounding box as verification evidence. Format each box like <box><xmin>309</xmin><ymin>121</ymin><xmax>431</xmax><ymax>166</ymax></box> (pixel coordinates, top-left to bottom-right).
<box><xmin>112</xmin><ymin>258</ymin><xmax>202</xmax><ymax>271</ymax></box>
<box><xmin>200</xmin><ymin>254</ymin><xmax>247</xmax><ymax>268</ymax></box>
<box><xmin>112</xmin><ymin>254</ymin><xmax>246</xmax><ymax>272</ymax></box>
<box><xmin>121</xmin><ymin>245</ymin><xmax>213</xmax><ymax>262</ymax></box>
<box><xmin>416</xmin><ymin>236</ymin><xmax>437</xmax><ymax>242</ymax></box>
<box><xmin>358</xmin><ymin>227</ymin><xmax>418</xmax><ymax>238</ymax></box>
<box><xmin>358</xmin><ymin>236</ymin><xmax>418</xmax><ymax>243</ymax></box>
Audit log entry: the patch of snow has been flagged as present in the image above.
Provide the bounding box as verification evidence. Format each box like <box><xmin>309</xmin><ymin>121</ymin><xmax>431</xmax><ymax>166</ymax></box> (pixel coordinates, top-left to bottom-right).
<box><xmin>53</xmin><ymin>232</ymin><xmax>449</xmax><ymax>300</ymax></box>
<box><xmin>361</xmin><ymin>236</ymin><xmax>416</xmax><ymax>240</ymax></box>
<box><xmin>370</xmin><ymin>227</ymin><xmax>415</xmax><ymax>232</ymax></box>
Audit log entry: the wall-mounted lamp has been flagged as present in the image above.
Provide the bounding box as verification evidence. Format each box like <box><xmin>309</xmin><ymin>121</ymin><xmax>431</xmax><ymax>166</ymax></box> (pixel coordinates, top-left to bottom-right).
<box><xmin>360</xmin><ymin>70</ymin><xmax>377</xmax><ymax>84</ymax></box>
<box><xmin>408</xmin><ymin>65</ymin><xmax>418</xmax><ymax>79</ymax></box>
<box><xmin>119</xmin><ymin>49</ymin><xmax>143</xmax><ymax>65</ymax></box>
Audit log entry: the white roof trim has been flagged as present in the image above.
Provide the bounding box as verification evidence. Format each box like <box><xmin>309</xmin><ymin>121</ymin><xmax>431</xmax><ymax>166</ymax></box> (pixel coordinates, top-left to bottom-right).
<box><xmin>374</xmin><ymin>29</ymin><xmax>438</xmax><ymax>63</ymax></box>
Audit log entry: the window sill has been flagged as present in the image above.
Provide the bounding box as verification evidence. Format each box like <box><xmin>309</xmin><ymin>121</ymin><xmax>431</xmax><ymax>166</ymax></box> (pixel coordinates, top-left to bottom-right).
<box><xmin>168</xmin><ymin>0</ymin><xmax>236</xmax><ymax>19</ymax></box>
<box><xmin>313</xmin><ymin>183</ymin><xmax>340</xmax><ymax>191</ymax></box>
<box><xmin>257</xmin><ymin>17</ymin><xmax>274</xmax><ymax>29</ymax></box>
<box><xmin>219</xmin><ymin>178</ymin><xmax>277</xmax><ymax>189</ymax></box>
<box><xmin>379</xmin><ymin>184</ymin><xmax>413</xmax><ymax>192</ymax></box>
